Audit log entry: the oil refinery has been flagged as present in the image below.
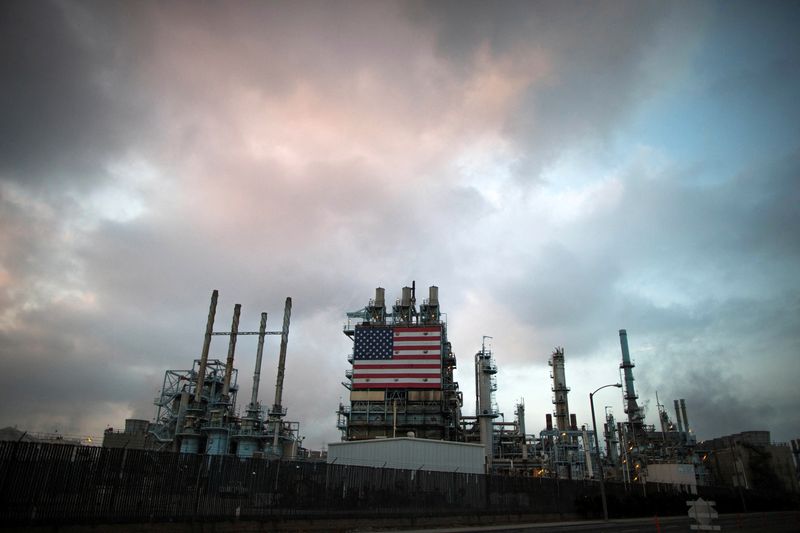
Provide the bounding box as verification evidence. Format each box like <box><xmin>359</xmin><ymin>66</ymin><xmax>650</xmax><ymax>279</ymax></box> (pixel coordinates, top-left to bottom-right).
<box><xmin>145</xmin><ymin>290</ymin><xmax>302</xmax><ymax>458</ymax></box>
<box><xmin>332</xmin><ymin>283</ymin><xmax>722</xmax><ymax>491</ymax></box>
<box><xmin>90</xmin><ymin>283</ymin><xmax>798</xmax><ymax>496</ymax></box>
<box><xmin>3</xmin><ymin>283</ymin><xmax>798</xmax><ymax>529</ymax></box>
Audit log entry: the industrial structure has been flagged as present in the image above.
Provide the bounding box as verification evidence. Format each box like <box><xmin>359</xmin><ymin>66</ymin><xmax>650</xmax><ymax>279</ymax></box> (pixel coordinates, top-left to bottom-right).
<box><xmin>337</xmin><ymin>284</ymin><xmax>463</xmax><ymax>441</ymax></box>
<box><xmin>147</xmin><ymin>290</ymin><xmax>302</xmax><ymax>458</ymax></box>
<box><xmin>335</xmin><ymin>287</ymin><xmax>721</xmax><ymax>485</ymax></box>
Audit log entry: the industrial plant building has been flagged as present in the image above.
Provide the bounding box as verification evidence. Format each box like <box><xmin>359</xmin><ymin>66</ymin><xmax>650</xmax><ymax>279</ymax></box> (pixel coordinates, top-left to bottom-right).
<box><xmin>334</xmin><ymin>284</ymin><xmax>735</xmax><ymax>492</ymax></box>
<box><xmin>143</xmin><ymin>291</ymin><xmax>303</xmax><ymax>459</ymax></box>
<box><xmin>91</xmin><ymin>284</ymin><xmax>798</xmax><ymax>497</ymax></box>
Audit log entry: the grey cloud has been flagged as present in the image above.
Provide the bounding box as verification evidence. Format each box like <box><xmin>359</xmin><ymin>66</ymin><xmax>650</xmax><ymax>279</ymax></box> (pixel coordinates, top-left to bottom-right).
<box><xmin>0</xmin><ymin>1</ymin><xmax>152</xmax><ymax>188</ymax></box>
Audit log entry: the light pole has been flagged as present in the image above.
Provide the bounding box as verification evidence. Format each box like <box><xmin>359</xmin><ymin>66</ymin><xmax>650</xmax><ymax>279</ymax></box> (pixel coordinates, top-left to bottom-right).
<box><xmin>590</xmin><ymin>383</ymin><xmax>622</xmax><ymax>522</ymax></box>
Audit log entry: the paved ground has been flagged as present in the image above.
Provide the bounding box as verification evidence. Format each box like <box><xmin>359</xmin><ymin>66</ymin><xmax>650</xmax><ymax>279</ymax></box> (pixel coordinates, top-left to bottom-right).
<box><xmin>389</xmin><ymin>511</ymin><xmax>800</xmax><ymax>533</ymax></box>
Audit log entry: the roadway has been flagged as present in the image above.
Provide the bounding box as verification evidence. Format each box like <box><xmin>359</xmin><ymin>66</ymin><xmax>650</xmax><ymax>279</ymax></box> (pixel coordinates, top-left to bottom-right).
<box><xmin>390</xmin><ymin>511</ymin><xmax>799</xmax><ymax>532</ymax></box>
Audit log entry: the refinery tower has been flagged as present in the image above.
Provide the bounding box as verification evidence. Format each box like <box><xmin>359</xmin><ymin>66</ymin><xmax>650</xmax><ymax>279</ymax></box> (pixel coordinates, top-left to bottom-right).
<box><xmin>337</xmin><ymin>284</ymin><xmax>463</xmax><ymax>441</ymax></box>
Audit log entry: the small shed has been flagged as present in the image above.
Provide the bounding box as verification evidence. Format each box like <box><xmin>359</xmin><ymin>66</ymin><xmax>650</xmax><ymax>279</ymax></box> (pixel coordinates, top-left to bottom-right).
<box><xmin>327</xmin><ymin>437</ymin><xmax>485</xmax><ymax>474</ymax></box>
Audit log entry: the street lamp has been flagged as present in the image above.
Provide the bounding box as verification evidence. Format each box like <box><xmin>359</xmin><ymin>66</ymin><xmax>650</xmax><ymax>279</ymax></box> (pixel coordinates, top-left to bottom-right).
<box><xmin>590</xmin><ymin>383</ymin><xmax>622</xmax><ymax>522</ymax></box>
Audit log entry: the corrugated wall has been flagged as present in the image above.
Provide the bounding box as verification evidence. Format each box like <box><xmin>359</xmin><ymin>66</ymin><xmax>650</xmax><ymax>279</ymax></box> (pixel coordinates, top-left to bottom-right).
<box><xmin>328</xmin><ymin>438</ymin><xmax>485</xmax><ymax>473</ymax></box>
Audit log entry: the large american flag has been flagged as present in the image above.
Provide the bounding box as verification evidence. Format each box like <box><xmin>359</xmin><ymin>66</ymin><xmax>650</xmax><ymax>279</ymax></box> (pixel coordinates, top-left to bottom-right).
<box><xmin>352</xmin><ymin>325</ymin><xmax>442</xmax><ymax>389</ymax></box>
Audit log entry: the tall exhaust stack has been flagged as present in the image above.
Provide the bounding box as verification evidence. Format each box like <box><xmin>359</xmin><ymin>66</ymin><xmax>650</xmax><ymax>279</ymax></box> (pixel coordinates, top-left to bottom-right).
<box><xmin>674</xmin><ymin>399</ymin><xmax>684</xmax><ymax>434</ymax></box>
<box><xmin>680</xmin><ymin>399</ymin><xmax>690</xmax><ymax>434</ymax></box>
<box><xmin>618</xmin><ymin>330</ymin><xmax>642</xmax><ymax>426</ymax></box>
<box><xmin>195</xmin><ymin>290</ymin><xmax>219</xmax><ymax>405</ymax></box>
<box><xmin>248</xmin><ymin>312</ymin><xmax>268</xmax><ymax>413</ymax></box>
<box><xmin>221</xmin><ymin>304</ymin><xmax>241</xmax><ymax>403</ymax></box>
<box><xmin>270</xmin><ymin>297</ymin><xmax>292</xmax><ymax>452</ymax></box>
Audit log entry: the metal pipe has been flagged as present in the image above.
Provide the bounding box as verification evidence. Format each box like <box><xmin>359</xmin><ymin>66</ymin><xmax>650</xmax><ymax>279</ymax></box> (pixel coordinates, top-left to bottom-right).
<box><xmin>249</xmin><ymin>312</ymin><xmax>268</xmax><ymax>410</ymax></box>
<box><xmin>194</xmin><ymin>290</ymin><xmax>218</xmax><ymax>405</ymax></box>
<box><xmin>221</xmin><ymin>304</ymin><xmax>241</xmax><ymax>401</ymax></box>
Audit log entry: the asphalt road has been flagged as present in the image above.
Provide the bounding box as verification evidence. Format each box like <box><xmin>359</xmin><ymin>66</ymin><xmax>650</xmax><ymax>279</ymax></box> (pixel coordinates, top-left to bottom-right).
<box><xmin>390</xmin><ymin>511</ymin><xmax>800</xmax><ymax>532</ymax></box>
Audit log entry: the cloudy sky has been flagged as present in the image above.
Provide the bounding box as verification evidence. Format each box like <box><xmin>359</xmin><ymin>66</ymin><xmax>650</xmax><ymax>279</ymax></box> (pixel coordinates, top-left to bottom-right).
<box><xmin>1</xmin><ymin>0</ymin><xmax>798</xmax><ymax>449</ymax></box>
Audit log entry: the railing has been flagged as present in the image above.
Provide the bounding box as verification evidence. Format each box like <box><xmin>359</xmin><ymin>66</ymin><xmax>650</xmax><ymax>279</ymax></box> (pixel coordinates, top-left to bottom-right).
<box><xmin>0</xmin><ymin>441</ymin><xmax>775</xmax><ymax>527</ymax></box>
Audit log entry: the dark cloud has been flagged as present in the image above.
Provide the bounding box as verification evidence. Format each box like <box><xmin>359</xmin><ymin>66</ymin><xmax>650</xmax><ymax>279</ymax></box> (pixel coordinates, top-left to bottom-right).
<box><xmin>0</xmin><ymin>1</ymin><xmax>797</xmax><ymax>448</ymax></box>
<box><xmin>0</xmin><ymin>1</ymin><xmax>152</xmax><ymax>188</ymax></box>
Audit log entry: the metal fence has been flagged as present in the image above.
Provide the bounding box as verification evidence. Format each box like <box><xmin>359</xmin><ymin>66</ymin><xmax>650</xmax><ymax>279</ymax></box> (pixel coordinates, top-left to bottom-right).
<box><xmin>0</xmin><ymin>441</ymin><xmax>786</xmax><ymax>526</ymax></box>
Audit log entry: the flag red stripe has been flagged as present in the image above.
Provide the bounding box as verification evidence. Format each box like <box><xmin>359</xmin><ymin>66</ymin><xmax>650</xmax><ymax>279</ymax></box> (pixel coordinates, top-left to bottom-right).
<box><xmin>353</xmin><ymin>383</ymin><xmax>441</xmax><ymax>389</ymax></box>
<box><xmin>353</xmin><ymin>373</ymin><xmax>440</xmax><ymax>378</ymax></box>
<box><xmin>354</xmin><ymin>363</ymin><xmax>441</xmax><ymax>369</ymax></box>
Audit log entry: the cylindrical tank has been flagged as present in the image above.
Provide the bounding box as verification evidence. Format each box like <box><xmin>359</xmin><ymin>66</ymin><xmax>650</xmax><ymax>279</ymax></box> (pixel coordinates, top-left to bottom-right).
<box><xmin>401</xmin><ymin>286</ymin><xmax>412</xmax><ymax>306</ymax></box>
<box><xmin>206</xmin><ymin>430</ymin><xmax>229</xmax><ymax>455</ymax></box>
<box><xmin>180</xmin><ymin>435</ymin><xmax>200</xmax><ymax>454</ymax></box>
<box><xmin>237</xmin><ymin>438</ymin><xmax>260</xmax><ymax>458</ymax></box>
<box><xmin>570</xmin><ymin>413</ymin><xmax>577</xmax><ymax>431</ymax></box>
<box><xmin>428</xmin><ymin>285</ymin><xmax>439</xmax><ymax>305</ymax></box>
<box><xmin>375</xmin><ymin>287</ymin><xmax>385</xmax><ymax>308</ymax></box>
<box><xmin>545</xmin><ymin>413</ymin><xmax>553</xmax><ymax>431</ymax></box>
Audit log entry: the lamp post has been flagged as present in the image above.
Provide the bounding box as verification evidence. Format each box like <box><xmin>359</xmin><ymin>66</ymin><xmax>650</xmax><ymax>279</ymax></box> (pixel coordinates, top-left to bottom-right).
<box><xmin>590</xmin><ymin>383</ymin><xmax>622</xmax><ymax>522</ymax></box>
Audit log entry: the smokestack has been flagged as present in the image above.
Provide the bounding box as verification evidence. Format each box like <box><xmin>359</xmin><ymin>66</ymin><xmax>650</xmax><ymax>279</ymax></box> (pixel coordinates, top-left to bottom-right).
<box><xmin>195</xmin><ymin>290</ymin><xmax>219</xmax><ymax>405</ymax></box>
<box><xmin>270</xmin><ymin>297</ymin><xmax>292</xmax><ymax>453</ymax></box>
<box><xmin>570</xmin><ymin>414</ymin><xmax>577</xmax><ymax>431</ymax></box>
<box><xmin>249</xmin><ymin>312</ymin><xmax>268</xmax><ymax>411</ymax></box>
<box><xmin>272</xmin><ymin>298</ymin><xmax>292</xmax><ymax>412</ymax></box>
<box><xmin>680</xmin><ymin>399</ymin><xmax>690</xmax><ymax>433</ymax></box>
<box><xmin>221</xmin><ymin>304</ymin><xmax>241</xmax><ymax>402</ymax></box>
<box><xmin>546</xmin><ymin>414</ymin><xmax>553</xmax><ymax>431</ymax></box>
<box><xmin>674</xmin><ymin>400</ymin><xmax>684</xmax><ymax>433</ymax></box>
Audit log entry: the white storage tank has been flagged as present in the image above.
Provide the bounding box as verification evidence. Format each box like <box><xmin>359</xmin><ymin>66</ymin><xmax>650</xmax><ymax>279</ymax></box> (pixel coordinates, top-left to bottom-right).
<box><xmin>327</xmin><ymin>437</ymin><xmax>485</xmax><ymax>474</ymax></box>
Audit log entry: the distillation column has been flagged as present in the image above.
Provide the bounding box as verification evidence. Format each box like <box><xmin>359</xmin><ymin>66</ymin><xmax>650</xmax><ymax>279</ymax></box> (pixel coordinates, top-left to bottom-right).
<box><xmin>516</xmin><ymin>401</ymin><xmax>528</xmax><ymax>461</ymax></box>
<box><xmin>476</xmin><ymin>340</ymin><xmax>497</xmax><ymax>468</ymax></box>
<box><xmin>550</xmin><ymin>347</ymin><xmax>571</xmax><ymax>432</ymax></box>
<box><xmin>618</xmin><ymin>330</ymin><xmax>643</xmax><ymax>428</ymax></box>
<box><xmin>605</xmin><ymin>410</ymin><xmax>619</xmax><ymax>465</ymax></box>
